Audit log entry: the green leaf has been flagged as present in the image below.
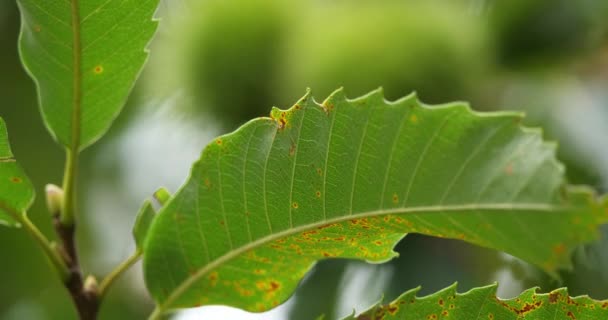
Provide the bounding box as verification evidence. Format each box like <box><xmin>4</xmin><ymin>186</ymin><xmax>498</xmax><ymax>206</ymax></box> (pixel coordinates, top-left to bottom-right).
<box><xmin>0</xmin><ymin>118</ymin><xmax>35</xmax><ymax>227</ymax></box>
<box><xmin>133</xmin><ymin>187</ymin><xmax>170</xmax><ymax>250</ymax></box>
<box><xmin>345</xmin><ymin>283</ymin><xmax>608</xmax><ymax>320</ymax></box>
<box><xmin>133</xmin><ymin>200</ymin><xmax>155</xmax><ymax>251</ymax></box>
<box><xmin>143</xmin><ymin>89</ymin><xmax>607</xmax><ymax>316</ymax></box>
<box><xmin>17</xmin><ymin>0</ymin><xmax>159</xmax><ymax>151</ymax></box>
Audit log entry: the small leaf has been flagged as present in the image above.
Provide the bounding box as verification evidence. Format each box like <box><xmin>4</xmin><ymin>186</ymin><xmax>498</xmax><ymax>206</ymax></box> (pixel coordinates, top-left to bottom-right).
<box><xmin>17</xmin><ymin>0</ymin><xmax>160</xmax><ymax>151</ymax></box>
<box><xmin>0</xmin><ymin>118</ymin><xmax>34</xmax><ymax>227</ymax></box>
<box><xmin>346</xmin><ymin>283</ymin><xmax>608</xmax><ymax>320</ymax></box>
<box><xmin>133</xmin><ymin>200</ymin><xmax>155</xmax><ymax>250</ymax></box>
<box><xmin>143</xmin><ymin>89</ymin><xmax>607</xmax><ymax>315</ymax></box>
<box><xmin>133</xmin><ymin>187</ymin><xmax>170</xmax><ymax>250</ymax></box>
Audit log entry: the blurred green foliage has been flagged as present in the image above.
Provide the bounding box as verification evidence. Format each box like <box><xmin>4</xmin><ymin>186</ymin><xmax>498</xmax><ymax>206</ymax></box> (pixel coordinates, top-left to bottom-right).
<box><xmin>2</xmin><ymin>0</ymin><xmax>608</xmax><ymax>319</ymax></box>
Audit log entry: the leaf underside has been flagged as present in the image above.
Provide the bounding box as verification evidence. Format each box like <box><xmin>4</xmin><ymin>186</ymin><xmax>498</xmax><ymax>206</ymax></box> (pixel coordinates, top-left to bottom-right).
<box><xmin>0</xmin><ymin>118</ymin><xmax>34</xmax><ymax>227</ymax></box>
<box><xmin>17</xmin><ymin>0</ymin><xmax>159</xmax><ymax>150</ymax></box>
<box><xmin>346</xmin><ymin>283</ymin><xmax>608</xmax><ymax>320</ymax></box>
<box><xmin>143</xmin><ymin>89</ymin><xmax>607</xmax><ymax>314</ymax></box>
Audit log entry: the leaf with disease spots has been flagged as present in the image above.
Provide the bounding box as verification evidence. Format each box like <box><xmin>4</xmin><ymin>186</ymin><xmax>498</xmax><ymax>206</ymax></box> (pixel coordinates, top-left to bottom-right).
<box><xmin>17</xmin><ymin>0</ymin><xmax>159</xmax><ymax>151</ymax></box>
<box><xmin>143</xmin><ymin>89</ymin><xmax>607</xmax><ymax>317</ymax></box>
<box><xmin>0</xmin><ymin>118</ymin><xmax>35</xmax><ymax>227</ymax></box>
<box><xmin>345</xmin><ymin>283</ymin><xmax>608</xmax><ymax>320</ymax></box>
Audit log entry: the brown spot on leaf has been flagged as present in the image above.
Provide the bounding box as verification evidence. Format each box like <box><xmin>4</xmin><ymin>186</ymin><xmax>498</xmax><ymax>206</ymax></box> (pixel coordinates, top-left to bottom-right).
<box><xmin>289</xmin><ymin>143</ymin><xmax>296</xmax><ymax>156</ymax></box>
<box><xmin>567</xmin><ymin>311</ymin><xmax>576</xmax><ymax>319</ymax></box>
<box><xmin>34</xmin><ymin>25</ymin><xmax>41</xmax><ymax>32</ymax></box>
<box><xmin>215</xmin><ymin>138</ymin><xmax>222</xmax><ymax>145</ymax></box>
<box><xmin>268</xmin><ymin>281</ymin><xmax>280</xmax><ymax>293</ymax></box>
<box><xmin>410</xmin><ymin>114</ymin><xmax>418</xmax><ymax>123</ymax></box>
<box><xmin>292</xmin><ymin>202</ymin><xmax>298</xmax><ymax>209</ymax></box>
<box><xmin>505</xmin><ymin>164</ymin><xmax>513</xmax><ymax>175</ymax></box>
<box><xmin>549</xmin><ymin>292</ymin><xmax>560</xmax><ymax>303</ymax></box>
<box><xmin>94</xmin><ymin>65</ymin><xmax>103</xmax><ymax>74</ymax></box>
<box><xmin>322</xmin><ymin>102</ymin><xmax>334</xmax><ymax>114</ymax></box>
<box><xmin>438</xmin><ymin>299</ymin><xmax>444</xmax><ymax>306</ymax></box>
<box><xmin>10</xmin><ymin>177</ymin><xmax>22</xmax><ymax>183</ymax></box>
<box><xmin>315</xmin><ymin>191</ymin><xmax>321</xmax><ymax>198</ymax></box>
<box><xmin>441</xmin><ymin>310</ymin><xmax>448</xmax><ymax>316</ymax></box>
<box><xmin>387</xmin><ymin>305</ymin><xmax>398</xmax><ymax>315</ymax></box>
<box><xmin>392</xmin><ymin>193</ymin><xmax>399</xmax><ymax>204</ymax></box>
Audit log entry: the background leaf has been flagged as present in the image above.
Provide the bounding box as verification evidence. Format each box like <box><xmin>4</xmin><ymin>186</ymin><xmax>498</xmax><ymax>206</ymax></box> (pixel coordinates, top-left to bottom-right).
<box><xmin>0</xmin><ymin>117</ymin><xmax>34</xmax><ymax>227</ymax></box>
<box><xmin>16</xmin><ymin>0</ymin><xmax>159</xmax><ymax>151</ymax></box>
<box><xmin>143</xmin><ymin>89</ymin><xmax>607</xmax><ymax>316</ymax></box>
<box><xmin>345</xmin><ymin>283</ymin><xmax>608</xmax><ymax>320</ymax></box>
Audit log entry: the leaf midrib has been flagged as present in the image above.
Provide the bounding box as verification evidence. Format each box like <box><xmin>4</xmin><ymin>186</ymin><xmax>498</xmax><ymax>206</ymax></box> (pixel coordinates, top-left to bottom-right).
<box><xmin>151</xmin><ymin>201</ymin><xmax>564</xmax><ymax>316</ymax></box>
<box><xmin>70</xmin><ymin>0</ymin><xmax>82</xmax><ymax>150</ymax></box>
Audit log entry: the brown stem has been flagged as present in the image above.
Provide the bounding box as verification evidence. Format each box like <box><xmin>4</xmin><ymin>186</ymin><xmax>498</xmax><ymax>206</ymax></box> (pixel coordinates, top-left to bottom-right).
<box><xmin>53</xmin><ymin>215</ymin><xmax>99</xmax><ymax>320</ymax></box>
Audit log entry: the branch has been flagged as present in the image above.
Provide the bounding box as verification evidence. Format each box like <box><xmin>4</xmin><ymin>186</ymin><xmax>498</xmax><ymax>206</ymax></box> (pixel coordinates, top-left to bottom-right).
<box><xmin>98</xmin><ymin>250</ymin><xmax>142</xmax><ymax>299</ymax></box>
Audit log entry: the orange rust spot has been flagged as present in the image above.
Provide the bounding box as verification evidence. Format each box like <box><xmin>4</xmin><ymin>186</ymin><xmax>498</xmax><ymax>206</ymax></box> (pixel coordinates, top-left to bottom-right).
<box><xmin>602</xmin><ymin>302</ymin><xmax>608</xmax><ymax>309</ymax></box>
<box><xmin>334</xmin><ymin>236</ymin><xmax>345</xmax><ymax>241</ymax></box>
<box><xmin>410</xmin><ymin>114</ymin><xmax>418</xmax><ymax>123</ymax></box>
<box><xmin>374</xmin><ymin>240</ymin><xmax>383</xmax><ymax>246</ymax></box>
<box><xmin>427</xmin><ymin>314</ymin><xmax>437</xmax><ymax>320</ymax></box>
<box><xmin>219</xmin><ymin>220</ymin><xmax>225</xmax><ymax>226</ymax></box>
<box><xmin>322</xmin><ymin>252</ymin><xmax>332</xmax><ymax>257</ymax></box>
<box><xmin>256</xmin><ymin>281</ymin><xmax>266</xmax><ymax>290</ymax></box>
<box><xmin>10</xmin><ymin>177</ymin><xmax>22</xmax><ymax>183</ymax></box>
<box><xmin>553</xmin><ymin>243</ymin><xmax>566</xmax><ymax>255</ymax></box>
<box><xmin>505</xmin><ymin>164</ymin><xmax>513</xmax><ymax>175</ymax></box>
<box><xmin>294</xmin><ymin>104</ymin><xmax>301</xmax><ymax>110</ymax></box>
<box><xmin>204</xmin><ymin>178</ymin><xmax>212</xmax><ymax>188</ymax></box>
<box><xmin>216</xmin><ymin>138</ymin><xmax>222</xmax><ymax>145</ymax></box>
<box><xmin>34</xmin><ymin>25</ymin><xmax>41</xmax><ymax>32</ymax></box>
<box><xmin>441</xmin><ymin>310</ymin><xmax>448</xmax><ymax>316</ymax></box>
<box><xmin>317</xmin><ymin>223</ymin><xmax>337</xmax><ymax>230</ymax></box>
<box><xmin>240</xmin><ymin>289</ymin><xmax>254</xmax><ymax>297</ymax></box>
<box><xmin>302</xmin><ymin>230</ymin><xmax>318</xmax><ymax>236</ymax></box>
<box><xmin>383</xmin><ymin>216</ymin><xmax>390</xmax><ymax>222</ymax></box>
<box><xmin>253</xmin><ymin>269</ymin><xmax>266</xmax><ymax>275</ymax></box>
<box><xmin>292</xmin><ymin>202</ymin><xmax>299</xmax><ymax>209</ymax></box>
<box><xmin>208</xmin><ymin>271</ymin><xmax>218</xmax><ymax>287</ymax></box>
<box><xmin>93</xmin><ymin>65</ymin><xmax>103</xmax><ymax>74</ymax></box>
<box><xmin>315</xmin><ymin>190</ymin><xmax>321</xmax><ymax>198</ymax></box>
<box><xmin>438</xmin><ymin>299</ymin><xmax>444</xmax><ymax>306</ymax></box>
<box><xmin>278</xmin><ymin>117</ymin><xmax>287</xmax><ymax>130</ymax></box>
<box><xmin>392</xmin><ymin>193</ymin><xmax>399</xmax><ymax>204</ymax></box>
